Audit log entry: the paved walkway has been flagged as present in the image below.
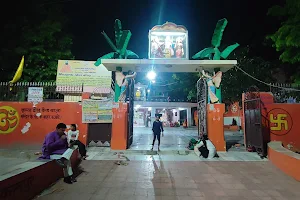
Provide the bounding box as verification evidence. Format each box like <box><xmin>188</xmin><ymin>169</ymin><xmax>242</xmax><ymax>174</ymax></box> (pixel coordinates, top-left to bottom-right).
<box><xmin>86</xmin><ymin>147</ymin><xmax>266</xmax><ymax>161</ymax></box>
<box><xmin>36</xmin><ymin>159</ymin><xmax>300</xmax><ymax>200</ymax></box>
<box><xmin>130</xmin><ymin>127</ymin><xmax>243</xmax><ymax>151</ymax></box>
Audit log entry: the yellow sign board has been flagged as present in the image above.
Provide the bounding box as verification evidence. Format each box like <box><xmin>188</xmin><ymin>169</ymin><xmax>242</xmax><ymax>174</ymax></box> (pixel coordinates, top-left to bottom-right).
<box><xmin>56</xmin><ymin>60</ymin><xmax>111</xmax><ymax>87</ymax></box>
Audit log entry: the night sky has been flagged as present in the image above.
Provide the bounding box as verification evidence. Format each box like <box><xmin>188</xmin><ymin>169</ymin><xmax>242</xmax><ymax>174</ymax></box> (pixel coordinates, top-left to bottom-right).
<box><xmin>62</xmin><ymin>0</ymin><xmax>285</xmax><ymax>61</ymax></box>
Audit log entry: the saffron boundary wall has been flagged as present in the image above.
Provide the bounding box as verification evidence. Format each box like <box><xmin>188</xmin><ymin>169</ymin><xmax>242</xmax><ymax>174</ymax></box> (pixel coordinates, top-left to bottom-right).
<box><xmin>0</xmin><ymin>102</ymin><xmax>88</xmax><ymax>147</ymax></box>
<box><xmin>268</xmin><ymin>141</ymin><xmax>300</xmax><ymax>181</ymax></box>
<box><xmin>242</xmin><ymin>92</ymin><xmax>300</xmax><ymax>152</ymax></box>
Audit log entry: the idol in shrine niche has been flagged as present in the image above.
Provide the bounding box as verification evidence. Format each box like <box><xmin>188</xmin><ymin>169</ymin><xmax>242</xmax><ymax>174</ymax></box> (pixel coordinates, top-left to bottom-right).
<box><xmin>164</xmin><ymin>36</ymin><xmax>174</xmax><ymax>58</ymax></box>
<box><xmin>150</xmin><ymin>36</ymin><xmax>164</xmax><ymax>58</ymax></box>
<box><xmin>175</xmin><ymin>37</ymin><xmax>185</xmax><ymax>58</ymax></box>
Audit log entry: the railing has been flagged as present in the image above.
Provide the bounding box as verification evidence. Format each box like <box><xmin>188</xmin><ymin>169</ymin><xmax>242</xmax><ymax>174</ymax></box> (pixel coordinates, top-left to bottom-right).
<box><xmin>270</xmin><ymin>83</ymin><xmax>300</xmax><ymax>103</ymax></box>
<box><xmin>0</xmin><ymin>81</ymin><xmax>116</xmax><ymax>102</ymax></box>
<box><xmin>0</xmin><ymin>82</ymin><xmax>83</xmax><ymax>102</ymax></box>
<box><xmin>134</xmin><ymin>96</ymin><xmax>196</xmax><ymax>103</ymax></box>
<box><xmin>148</xmin><ymin>98</ymin><xmax>197</xmax><ymax>103</ymax></box>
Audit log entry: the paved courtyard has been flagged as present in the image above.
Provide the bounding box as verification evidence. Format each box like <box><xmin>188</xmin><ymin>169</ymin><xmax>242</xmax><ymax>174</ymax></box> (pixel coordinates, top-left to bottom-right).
<box><xmin>36</xmin><ymin>159</ymin><xmax>300</xmax><ymax>200</ymax></box>
<box><xmin>4</xmin><ymin>127</ymin><xmax>300</xmax><ymax>200</ymax></box>
<box><xmin>130</xmin><ymin>127</ymin><xmax>243</xmax><ymax>151</ymax></box>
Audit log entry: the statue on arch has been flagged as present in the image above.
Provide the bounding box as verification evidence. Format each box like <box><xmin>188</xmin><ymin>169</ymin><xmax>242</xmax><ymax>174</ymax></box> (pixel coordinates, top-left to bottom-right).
<box><xmin>117</xmin><ymin>70</ymin><xmax>137</xmax><ymax>102</ymax></box>
<box><xmin>201</xmin><ymin>70</ymin><xmax>222</xmax><ymax>104</ymax></box>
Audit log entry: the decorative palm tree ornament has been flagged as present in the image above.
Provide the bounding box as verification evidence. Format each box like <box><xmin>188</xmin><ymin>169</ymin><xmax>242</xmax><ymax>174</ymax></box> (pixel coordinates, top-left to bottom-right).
<box><xmin>193</xmin><ymin>18</ymin><xmax>239</xmax><ymax>103</ymax></box>
<box><xmin>94</xmin><ymin>19</ymin><xmax>139</xmax><ymax>102</ymax></box>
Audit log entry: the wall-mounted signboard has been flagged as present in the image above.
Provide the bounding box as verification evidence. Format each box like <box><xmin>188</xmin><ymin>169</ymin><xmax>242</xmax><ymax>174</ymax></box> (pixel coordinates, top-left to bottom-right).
<box><xmin>56</xmin><ymin>60</ymin><xmax>112</xmax><ymax>93</ymax></box>
<box><xmin>149</xmin><ymin>22</ymin><xmax>188</xmax><ymax>59</ymax></box>
<box><xmin>82</xmin><ymin>99</ymin><xmax>113</xmax><ymax>123</ymax></box>
<box><xmin>28</xmin><ymin>87</ymin><xmax>43</xmax><ymax>103</ymax></box>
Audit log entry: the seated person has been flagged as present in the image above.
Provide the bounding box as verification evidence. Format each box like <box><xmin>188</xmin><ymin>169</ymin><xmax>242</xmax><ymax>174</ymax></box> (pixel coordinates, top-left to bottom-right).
<box><xmin>194</xmin><ymin>135</ymin><xmax>217</xmax><ymax>159</ymax></box>
<box><xmin>39</xmin><ymin>123</ymin><xmax>76</xmax><ymax>184</ymax></box>
<box><xmin>232</xmin><ymin>118</ymin><xmax>237</xmax><ymax>126</ymax></box>
<box><xmin>67</xmin><ymin>124</ymin><xmax>88</xmax><ymax>160</ymax></box>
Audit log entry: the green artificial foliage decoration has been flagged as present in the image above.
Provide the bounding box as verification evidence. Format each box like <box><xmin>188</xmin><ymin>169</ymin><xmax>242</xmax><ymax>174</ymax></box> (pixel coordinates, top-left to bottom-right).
<box><xmin>95</xmin><ymin>19</ymin><xmax>139</xmax><ymax>67</ymax></box>
<box><xmin>192</xmin><ymin>18</ymin><xmax>239</xmax><ymax>60</ymax></box>
<box><xmin>114</xmin><ymin>19</ymin><xmax>123</xmax><ymax>50</ymax></box>
<box><xmin>192</xmin><ymin>18</ymin><xmax>240</xmax><ymax>104</ymax></box>
<box><xmin>114</xmin><ymin>85</ymin><xmax>121</xmax><ymax>102</ymax></box>
<box><xmin>119</xmin><ymin>30</ymin><xmax>132</xmax><ymax>57</ymax></box>
<box><xmin>192</xmin><ymin>48</ymin><xmax>214</xmax><ymax>59</ymax></box>
<box><xmin>213</xmin><ymin>48</ymin><xmax>221</xmax><ymax>60</ymax></box>
<box><xmin>95</xmin><ymin>19</ymin><xmax>139</xmax><ymax>102</ymax></box>
<box><xmin>220</xmin><ymin>43</ymin><xmax>240</xmax><ymax>59</ymax></box>
<box><xmin>125</xmin><ymin>50</ymin><xmax>139</xmax><ymax>59</ymax></box>
<box><xmin>211</xmin><ymin>18</ymin><xmax>228</xmax><ymax>48</ymax></box>
<box><xmin>102</xmin><ymin>31</ymin><xmax>119</xmax><ymax>53</ymax></box>
<box><xmin>95</xmin><ymin>52</ymin><xmax>115</xmax><ymax>66</ymax></box>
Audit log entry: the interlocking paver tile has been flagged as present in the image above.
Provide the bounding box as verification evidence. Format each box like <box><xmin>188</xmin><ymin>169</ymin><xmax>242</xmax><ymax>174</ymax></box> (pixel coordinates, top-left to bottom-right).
<box><xmin>36</xmin><ymin>160</ymin><xmax>300</xmax><ymax>200</ymax></box>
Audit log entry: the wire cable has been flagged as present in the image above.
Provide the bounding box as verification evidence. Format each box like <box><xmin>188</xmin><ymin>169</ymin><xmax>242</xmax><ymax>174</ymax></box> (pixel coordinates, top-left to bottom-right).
<box><xmin>235</xmin><ymin>65</ymin><xmax>300</xmax><ymax>92</ymax></box>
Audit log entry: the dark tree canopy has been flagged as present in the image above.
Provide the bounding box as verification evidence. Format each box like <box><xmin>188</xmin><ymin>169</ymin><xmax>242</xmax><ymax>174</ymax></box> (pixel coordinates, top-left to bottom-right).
<box><xmin>159</xmin><ymin>46</ymin><xmax>278</xmax><ymax>104</ymax></box>
<box><xmin>267</xmin><ymin>0</ymin><xmax>300</xmax><ymax>64</ymax></box>
<box><xmin>222</xmin><ymin>47</ymin><xmax>276</xmax><ymax>103</ymax></box>
<box><xmin>0</xmin><ymin>1</ymin><xmax>73</xmax><ymax>82</ymax></box>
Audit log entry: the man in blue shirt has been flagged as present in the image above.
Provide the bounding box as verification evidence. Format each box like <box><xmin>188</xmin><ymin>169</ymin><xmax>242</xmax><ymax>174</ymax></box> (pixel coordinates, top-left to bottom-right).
<box><xmin>151</xmin><ymin>115</ymin><xmax>164</xmax><ymax>151</ymax></box>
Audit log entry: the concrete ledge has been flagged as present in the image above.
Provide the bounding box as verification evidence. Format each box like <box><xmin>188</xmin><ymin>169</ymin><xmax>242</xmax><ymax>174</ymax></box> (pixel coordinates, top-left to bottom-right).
<box><xmin>0</xmin><ymin>149</ymin><xmax>80</xmax><ymax>200</ymax></box>
<box><xmin>268</xmin><ymin>141</ymin><xmax>300</xmax><ymax>181</ymax></box>
<box><xmin>224</xmin><ymin>125</ymin><xmax>239</xmax><ymax>131</ymax></box>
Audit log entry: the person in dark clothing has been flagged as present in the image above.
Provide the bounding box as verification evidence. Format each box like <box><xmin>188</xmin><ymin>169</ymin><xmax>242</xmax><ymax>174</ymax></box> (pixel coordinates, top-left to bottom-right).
<box><xmin>151</xmin><ymin>115</ymin><xmax>164</xmax><ymax>151</ymax></box>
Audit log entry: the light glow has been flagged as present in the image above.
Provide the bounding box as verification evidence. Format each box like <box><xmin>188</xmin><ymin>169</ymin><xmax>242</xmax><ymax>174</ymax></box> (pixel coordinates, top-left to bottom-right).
<box><xmin>146</xmin><ymin>70</ymin><xmax>156</xmax><ymax>80</ymax></box>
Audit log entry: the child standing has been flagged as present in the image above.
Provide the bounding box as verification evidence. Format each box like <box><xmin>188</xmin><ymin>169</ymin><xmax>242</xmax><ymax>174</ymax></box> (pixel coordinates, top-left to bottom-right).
<box><xmin>67</xmin><ymin>124</ymin><xmax>88</xmax><ymax>160</ymax></box>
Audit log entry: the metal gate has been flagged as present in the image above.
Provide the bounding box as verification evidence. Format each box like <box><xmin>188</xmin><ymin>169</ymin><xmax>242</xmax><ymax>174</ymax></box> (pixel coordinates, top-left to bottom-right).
<box><xmin>244</xmin><ymin>87</ymin><xmax>267</xmax><ymax>157</ymax></box>
<box><xmin>126</xmin><ymin>78</ymin><xmax>134</xmax><ymax>148</ymax></box>
<box><xmin>197</xmin><ymin>78</ymin><xmax>207</xmax><ymax>137</ymax></box>
<box><xmin>87</xmin><ymin>123</ymin><xmax>112</xmax><ymax>147</ymax></box>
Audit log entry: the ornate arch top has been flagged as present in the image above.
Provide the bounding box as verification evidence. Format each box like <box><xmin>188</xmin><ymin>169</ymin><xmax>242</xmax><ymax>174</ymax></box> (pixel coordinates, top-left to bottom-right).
<box><xmin>150</xmin><ymin>22</ymin><xmax>188</xmax><ymax>32</ymax></box>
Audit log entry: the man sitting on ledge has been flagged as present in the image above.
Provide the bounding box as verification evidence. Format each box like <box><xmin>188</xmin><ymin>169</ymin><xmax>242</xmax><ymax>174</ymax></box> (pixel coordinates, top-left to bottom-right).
<box><xmin>39</xmin><ymin>123</ymin><xmax>76</xmax><ymax>184</ymax></box>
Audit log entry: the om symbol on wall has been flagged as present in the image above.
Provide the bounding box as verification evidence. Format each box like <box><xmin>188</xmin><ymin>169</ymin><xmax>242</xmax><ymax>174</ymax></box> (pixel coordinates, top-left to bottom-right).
<box><xmin>0</xmin><ymin>106</ymin><xmax>19</xmax><ymax>134</ymax></box>
<box><xmin>268</xmin><ymin>108</ymin><xmax>293</xmax><ymax>136</ymax></box>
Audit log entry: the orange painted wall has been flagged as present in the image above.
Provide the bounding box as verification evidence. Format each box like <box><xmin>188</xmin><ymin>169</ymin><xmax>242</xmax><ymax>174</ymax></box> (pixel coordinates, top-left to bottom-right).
<box><xmin>0</xmin><ymin>102</ymin><xmax>88</xmax><ymax>147</ymax></box>
<box><xmin>268</xmin><ymin>142</ymin><xmax>300</xmax><ymax>181</ymax></box>
<box><xmin>264</xmin><ymin>104</ymin><xmax>300</xmax><ymax>152</ymax></box>
<box><xmin>207</xmin><ymin>104</ymin><xmax>226</xmax><ymax>151</ymax></box>
<box><xmin>111</xmin><ymin>103</ymin><xmax>128</xmax><ymax>150</ymax></box>
<box><xmin>224</xmin><ymin>102</ymin><xmax>241</xmax><ymax>117</ymax></box>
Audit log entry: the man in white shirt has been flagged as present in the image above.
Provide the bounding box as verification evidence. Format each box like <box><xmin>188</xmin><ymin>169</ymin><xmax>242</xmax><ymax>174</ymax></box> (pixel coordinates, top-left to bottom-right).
<box><xmin>194</xmin><ymin>135</ymin><xmax>217</xmax><ymax>159</ymax></box>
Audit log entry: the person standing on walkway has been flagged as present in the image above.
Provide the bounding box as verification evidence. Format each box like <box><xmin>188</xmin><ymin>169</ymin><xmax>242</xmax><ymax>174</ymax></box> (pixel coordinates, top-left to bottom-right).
<box><xmin>151</xmin><ymin>115</ymin><xmax>164</xmax><ymax>151</ymax></box>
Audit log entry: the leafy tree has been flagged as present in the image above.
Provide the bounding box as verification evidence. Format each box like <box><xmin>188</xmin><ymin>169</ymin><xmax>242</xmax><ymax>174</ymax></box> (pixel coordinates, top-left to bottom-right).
<box><xmin>0</xmin><ymin>2</ymin><xmax>73</xmax><ymax>82</ymax></box>
<box><xmin>222</xmin><ymin>47</ymin><xmax>275</xmax><ymax>103</ymax></box>
<box><xmin>267</xmin><ymin>0</ymin><xmax>300</xmax><ymax>64</ymax></box>
<box><xmin>167</xmin><ymin>73</ymin><xmax>199</xmax><ymax>101</ymax></box>
<box><xmin>163</xmin><ymin>46</ymin><xmax>277</xmax><ymax>104</ymax></box>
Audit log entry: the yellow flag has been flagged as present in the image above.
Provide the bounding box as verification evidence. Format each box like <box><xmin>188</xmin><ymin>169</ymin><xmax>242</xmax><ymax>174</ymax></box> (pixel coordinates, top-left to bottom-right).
<box><xmin>10</xmin><ymin>56</ymin><xmax>24</xmax><ymax>83</ymax></box>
